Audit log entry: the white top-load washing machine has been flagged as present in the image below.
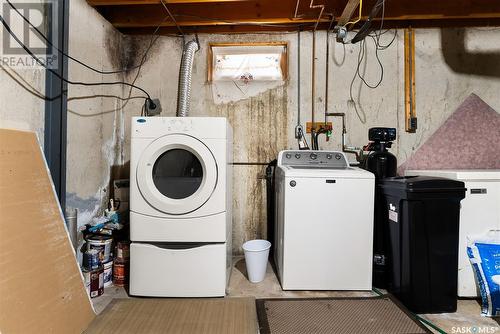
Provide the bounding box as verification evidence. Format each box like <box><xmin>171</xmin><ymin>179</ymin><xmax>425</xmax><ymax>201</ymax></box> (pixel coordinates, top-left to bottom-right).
<box><xmin>274</xmin><ymin>150</ymin><xmax>375</xmax><ymax>290</ymax></box>
<box><xmin>129</xmin><ymin>117</ymin><xmax>232</xmax><ymax>297</ymax></box>
<box><xmin>405</xmin><ymin>169</ymin><xmax>500</xmax><ymax>297</ymax></box>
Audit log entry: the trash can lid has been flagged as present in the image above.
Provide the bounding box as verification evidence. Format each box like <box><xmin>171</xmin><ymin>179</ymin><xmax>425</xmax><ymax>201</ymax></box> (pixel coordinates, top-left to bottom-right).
<box><xmin>380</xmin><ymin>176</ymin><xmax>466</xmax><ymax>193</ymax></box>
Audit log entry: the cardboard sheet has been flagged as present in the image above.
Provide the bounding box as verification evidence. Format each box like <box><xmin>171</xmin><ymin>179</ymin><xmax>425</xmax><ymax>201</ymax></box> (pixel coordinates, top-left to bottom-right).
<box><xmin>0</xmin><ymin>129</ymin><xmax>95</xmax><ymax>333</ymax></box>
<box><xmin>85</xmin><ymin>298</ymin><xmax>258</xmax><ymax>334</ymax></box>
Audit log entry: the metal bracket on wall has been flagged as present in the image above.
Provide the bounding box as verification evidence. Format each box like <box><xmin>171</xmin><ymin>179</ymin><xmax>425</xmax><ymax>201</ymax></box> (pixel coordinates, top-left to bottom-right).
<box><xmin>404</xmin><ymin>28</ymin><xmax>417</xmax><ymax>133</ymax></box>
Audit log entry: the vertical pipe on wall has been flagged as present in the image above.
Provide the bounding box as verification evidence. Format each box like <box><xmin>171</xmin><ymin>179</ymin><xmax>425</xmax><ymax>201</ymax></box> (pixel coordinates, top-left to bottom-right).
<box><xmin>404</xmin><ymin>28</ymin><xmax>417</xmax><ymax>133</ymax></box>
<box><xmin>311</xmin><ymin>30</ymin><xmax>316</xmax><ymax>143</ymax></box>
<box><xmin>325</xmin><ymin>29</ymin><xmax>330</xmax><ymax>124</ymax></box>
<box><xmin>297</xmin><ymin>29</ymin><xmax>301</xmax><ymax>127</ymax></box>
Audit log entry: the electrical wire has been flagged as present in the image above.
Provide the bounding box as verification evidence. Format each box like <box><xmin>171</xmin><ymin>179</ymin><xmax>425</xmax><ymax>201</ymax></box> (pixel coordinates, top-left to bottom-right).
<box><xmin>346</xmin><ymin>0</ymin><xmax>398</xmax><ymax>123</ymax></box>
<box><xmin>1</xmin><ymin>62</ymin><xmax>147</xmax><ymax>118</ymax></box>
<box><xmin>357</xmin><ymin>37</ymin><xmax>383</xmax><ymax>89</ymax></box>
<box><xmin>160</xmin><ymin>0</ymin><xmax>186</xmax><ymax>44</ymax></box>
<box><xmin>0</xmin><ymin>14</ymin><xmax>152</xmax><ymax>101</ymax></box>
<box><xmin>348</xmin><ymin>39</ymin><xmax>367</xmax><ymax>124</ymax></box>
<box><xmin>5</xmin><ymin>0</ymin><xmax>169</xmax><ymax>75</ymax></box>
<box><xmin>345</xmin><ymin>0</ymin><xmax>363</xmax><ymax>27</ymax></box>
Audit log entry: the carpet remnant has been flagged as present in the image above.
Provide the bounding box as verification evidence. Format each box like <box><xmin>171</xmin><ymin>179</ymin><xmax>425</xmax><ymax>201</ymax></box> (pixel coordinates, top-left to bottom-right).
<box><xmin>85</xmin><ymin>298</ymin><xmax>258</xmax><ymax>334</ymax></box>
<box><xmin>399</xmin><ymin>93</ymin><xmax>500</xmax><ymax>174</ymax></box>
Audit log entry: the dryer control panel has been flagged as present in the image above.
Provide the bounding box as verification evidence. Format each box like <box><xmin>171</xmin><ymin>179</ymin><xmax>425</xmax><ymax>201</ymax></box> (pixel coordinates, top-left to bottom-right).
<box><xmin>278</xmin><ymin>150</ymin><xmax>349</xmax><ymax>168</ymax></box>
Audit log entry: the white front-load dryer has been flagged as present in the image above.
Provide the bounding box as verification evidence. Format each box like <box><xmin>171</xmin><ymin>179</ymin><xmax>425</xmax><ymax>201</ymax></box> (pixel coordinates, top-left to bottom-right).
<box><xmin>129</xmin><ymin>117</ymin><xmax>232</xmax><ymax>297</ymax></box>
<box><xmin>130</xmin><ymin>116</ymin><xmax>231</xmax><ymax>242</ymax></box>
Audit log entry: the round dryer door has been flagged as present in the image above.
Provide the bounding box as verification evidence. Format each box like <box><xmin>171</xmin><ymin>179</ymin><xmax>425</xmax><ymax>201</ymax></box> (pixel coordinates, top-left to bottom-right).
<box><xmin>136</xmin><ymin>134</ymin><xmax>218</xmax><ymax>215</ymax></box>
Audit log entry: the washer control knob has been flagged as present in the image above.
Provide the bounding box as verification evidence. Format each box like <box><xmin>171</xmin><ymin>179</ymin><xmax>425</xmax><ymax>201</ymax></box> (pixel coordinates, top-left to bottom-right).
<box><xmin>290</xmin><ymin>180</ymin><xmax>296</xmax><ymax>187</ymax></box>
<box><xmin>335</xmin><ymin>154</ymin><xmax>342</xmax><ymax>160</ymax></box>
<box><xmin>326</xmin><ymin>154</ymin><xmax>333</xmax><ymax>159</ymax></box>
<box><xmin>285</xmin><ymin>153</ymin><xmax>292</xmax><ymax>159</ymax></box>
<box><xmin>295</xmin><ymin>153</ymin><xmax>301</xmax><ymax>159</ymax></box>
<box><xmin>310</xmin><ymin>153</ymin><xmax>318</xmax><ymax>160</ymax></box>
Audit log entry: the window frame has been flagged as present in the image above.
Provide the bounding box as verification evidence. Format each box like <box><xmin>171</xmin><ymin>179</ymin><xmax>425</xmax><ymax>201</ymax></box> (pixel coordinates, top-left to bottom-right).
<box><xmin>207</xmin><ymin>42</ymin><xmax>289</xmax><ymax>82</ymax></box>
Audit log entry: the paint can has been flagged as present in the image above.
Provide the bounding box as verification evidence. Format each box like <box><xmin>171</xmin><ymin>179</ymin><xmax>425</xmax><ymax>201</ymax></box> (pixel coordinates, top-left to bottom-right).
<box><xmin>82</xmin><ymin>269</ymin><xmax>91</xmax><ymax>295</ymax></box>
<box><xmin>103</xmin><ymin>260</ymin><xmax>113</xmax><ymax>288</ymax></box>
<box><xmin>113</xmin><ymin>261</ymin><xmax>128</xmax><ymax>287</ymax></box>
<box><xmin>115</xmin><ymin>241</ymin><xmax>130</xmax><ymax>263</ymax></box>
<box><xmin>86</xmin><ymin>235</ymin><xmax>113</xmax><ymax>263</ymax></box>
<box><xmin>82</xmin><ymin>249</ymin><xmax>101</xmax><ymax>270</ymax></box>
<box><xmin>89</xmin><ymin>266</ymin><xmax>104</xmax><ymax>298</ymax></box>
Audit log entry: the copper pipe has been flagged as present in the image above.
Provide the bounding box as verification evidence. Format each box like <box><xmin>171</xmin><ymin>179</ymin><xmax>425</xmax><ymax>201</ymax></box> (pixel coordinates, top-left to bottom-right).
<box><xmin>312</xmin><ymin>30</ymin><xmax>315</xmax><ymax>131</ymax></box>
<box><xmin>324</xmin><ymin>15</ymin><xmax>335</xmax><ymax>124</ymax></box>
<box><xmin>310</xmin><ymin>0</ymin><xmax>325</xmax><ymax>31</ymax></box>
<box><xmin>294</xmin><ymin>0</ymin><xmax>327</xmax><ymax>145</ymax></box>
<box><xmin>294</xmin><ymin>0</ymin><xmax>328</xmax><ymax>26</ymax></box>
<box><xmin>325</xmin><ymin>112</ymin><xmax>364</xmax><ymax>161</ymax></box>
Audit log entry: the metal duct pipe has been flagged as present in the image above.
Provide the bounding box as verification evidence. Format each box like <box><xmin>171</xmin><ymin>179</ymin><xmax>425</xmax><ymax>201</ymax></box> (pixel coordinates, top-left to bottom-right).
<box><xmin>176</xmin><ymin>40</ymin><xmax>199</xmax><ymax>117</ymax></box>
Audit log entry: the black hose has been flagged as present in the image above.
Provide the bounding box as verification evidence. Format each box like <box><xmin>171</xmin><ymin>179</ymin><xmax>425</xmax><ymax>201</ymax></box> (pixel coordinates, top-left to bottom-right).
<box><xmin>266</xmin><ymin>159</ymin><xmax>277</xmax><ymax>257</ymax></box>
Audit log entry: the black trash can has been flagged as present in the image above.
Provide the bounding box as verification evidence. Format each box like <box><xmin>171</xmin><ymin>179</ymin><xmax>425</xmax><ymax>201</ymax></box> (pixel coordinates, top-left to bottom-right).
<box><xmin>379</xmin><ymin>176</ymin><xmax>466</xmax><ymax>314</ymax></box>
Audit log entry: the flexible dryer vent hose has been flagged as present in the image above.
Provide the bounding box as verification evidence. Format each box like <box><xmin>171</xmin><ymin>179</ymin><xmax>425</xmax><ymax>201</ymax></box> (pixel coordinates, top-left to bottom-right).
<box><xmin>176</xmin><ymin>40</ymin><xmax>199</xmax><ymax>117</ymax></box>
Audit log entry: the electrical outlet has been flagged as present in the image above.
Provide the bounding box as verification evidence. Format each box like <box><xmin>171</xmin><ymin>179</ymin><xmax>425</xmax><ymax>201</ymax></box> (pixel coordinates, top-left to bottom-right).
<box><xmin>294</xmin><ymin>124</ymin><xmax>304</xmax><ymax>139</ymax></box>
<box><xmin>306</xmin><ymin>122</ymin><xmax>333</xmax><ymax>133</ymax></box>
<box><xmin>146</xmin><ymin>98</ymin><xmax>162</xmax><ymax>116</ymax></box>
<box><xmin>407</xmin><ymin>117</ymin><xmax>417</xmax><ymax>133</ymax></box>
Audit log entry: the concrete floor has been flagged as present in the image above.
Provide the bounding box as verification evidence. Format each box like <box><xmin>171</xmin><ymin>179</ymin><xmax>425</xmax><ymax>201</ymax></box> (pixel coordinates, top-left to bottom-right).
<box><xmin>93</xmin><ymin>257</ymin><xmax>499</xmax><ymax>333</ymax></box>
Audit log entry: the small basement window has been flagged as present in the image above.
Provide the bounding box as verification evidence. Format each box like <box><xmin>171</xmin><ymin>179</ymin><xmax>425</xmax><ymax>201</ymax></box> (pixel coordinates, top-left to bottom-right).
<box><xmin>208</xmin><ymin>43</ymin><xmax>288</xmax><ymax>83</ymax></box>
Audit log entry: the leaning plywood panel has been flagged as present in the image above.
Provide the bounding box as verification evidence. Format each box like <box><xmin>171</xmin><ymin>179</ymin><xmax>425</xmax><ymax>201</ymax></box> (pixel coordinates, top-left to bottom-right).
<box><xmin>0</xmin><ymin>129</ymin><xmax>95</xmax><ymax>334</ymax></box>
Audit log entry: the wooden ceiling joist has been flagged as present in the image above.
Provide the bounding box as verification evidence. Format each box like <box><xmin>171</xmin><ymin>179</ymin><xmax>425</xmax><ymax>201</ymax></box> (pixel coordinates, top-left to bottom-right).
<box><xmin>87</xmin><ymin>0</ymin><xmax>500</xmax><ymax>34</ymax></box>
<box><xmin>88</xmin><ymin>0</ymin><xmax>249</xmax><ymax>5</ymax></box>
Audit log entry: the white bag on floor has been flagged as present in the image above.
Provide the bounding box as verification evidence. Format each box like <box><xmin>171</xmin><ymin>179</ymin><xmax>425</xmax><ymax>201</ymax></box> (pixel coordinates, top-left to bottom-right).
<box><xmin>468</xmin><ymin>230</ymin><xmax>500</xmax><ymax>317</ymax></box>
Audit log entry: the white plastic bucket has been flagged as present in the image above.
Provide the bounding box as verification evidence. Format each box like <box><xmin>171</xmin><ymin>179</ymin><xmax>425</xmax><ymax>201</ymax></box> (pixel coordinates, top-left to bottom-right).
<box><xmin>242</xmin><ymin>239</ymin><xmax>271</xmax><ymax>283</ymax></box>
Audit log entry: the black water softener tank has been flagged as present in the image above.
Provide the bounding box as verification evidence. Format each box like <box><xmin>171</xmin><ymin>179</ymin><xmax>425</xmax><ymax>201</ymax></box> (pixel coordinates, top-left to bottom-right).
<box><xmin>361</xmin><ymin>127</ymin><xmax>397</xmax><ymax>288</ymax></box>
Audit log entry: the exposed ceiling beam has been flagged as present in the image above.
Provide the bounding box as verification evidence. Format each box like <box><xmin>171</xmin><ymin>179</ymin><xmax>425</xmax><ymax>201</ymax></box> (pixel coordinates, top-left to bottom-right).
<box><xmin>117</xmin><ymin>17</ymin><xmax>500</xmax><ymax>35</ymax></box>
<box><xmin>336</xmin><ymin>0</ymin><xmax>361</xmax><ymax>26</ymax></box>
<box><xmin>88</xmin><ymin>0</ymin><xmax>249</xmax><ymax>5</ymax></box>
<box><xmin>88</xmin><ymin>0</ymin><xmax>500</xmax><ymax>34</ymax></box>
<box><xmin>113</xmin><ymin>18</ymin><xmax>331</xmax><ymax>28</ymax></box>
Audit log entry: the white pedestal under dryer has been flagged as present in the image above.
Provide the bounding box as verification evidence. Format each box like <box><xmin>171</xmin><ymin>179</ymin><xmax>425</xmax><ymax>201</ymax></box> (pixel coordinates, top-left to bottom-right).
<box><xmin>274</xmin><ymin>150</ymin><xmax>375</xmax><ymax>290</ymax></box>
<box><xmin>129</xmin><ymin>117</ymin><xmax>232</xmax><ymax>297</ymax></box>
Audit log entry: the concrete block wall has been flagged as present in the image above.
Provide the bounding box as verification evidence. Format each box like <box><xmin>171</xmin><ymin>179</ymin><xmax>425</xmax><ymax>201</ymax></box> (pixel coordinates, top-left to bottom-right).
<box><xmin>65</xmin><ymin>0</ymin><xmax>127</xmax><ymax>229</ymax></box>
<box><xmin>0</xmin><ymin>16</ymin><xmax>45</xmax><ymax>143</ymax></box>
<box><xmin>120</xmin><ymin>29</ymin><xmax>500</xmax><ymax>253</ymax></box>
<box><xmin>2</xmin><ymin>0</ymin><xmax>499</xmax><ymax>254</ymax></box>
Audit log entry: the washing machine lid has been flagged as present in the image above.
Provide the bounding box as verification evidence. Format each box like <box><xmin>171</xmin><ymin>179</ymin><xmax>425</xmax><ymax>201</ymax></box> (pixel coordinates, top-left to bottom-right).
<box><xmin>277</xmin><ymin>150</ymin><xmax>374</xmax><ymax>179</ymax></box>
<box><xmin>136</xmin><ymin>134</ymin><xmax>218</xmax><ymax>215</ymax></box>
<box><xmin>281</xmin><ymin>166</ymin><xmax>374</xmax><ymax>179</ymax></box>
